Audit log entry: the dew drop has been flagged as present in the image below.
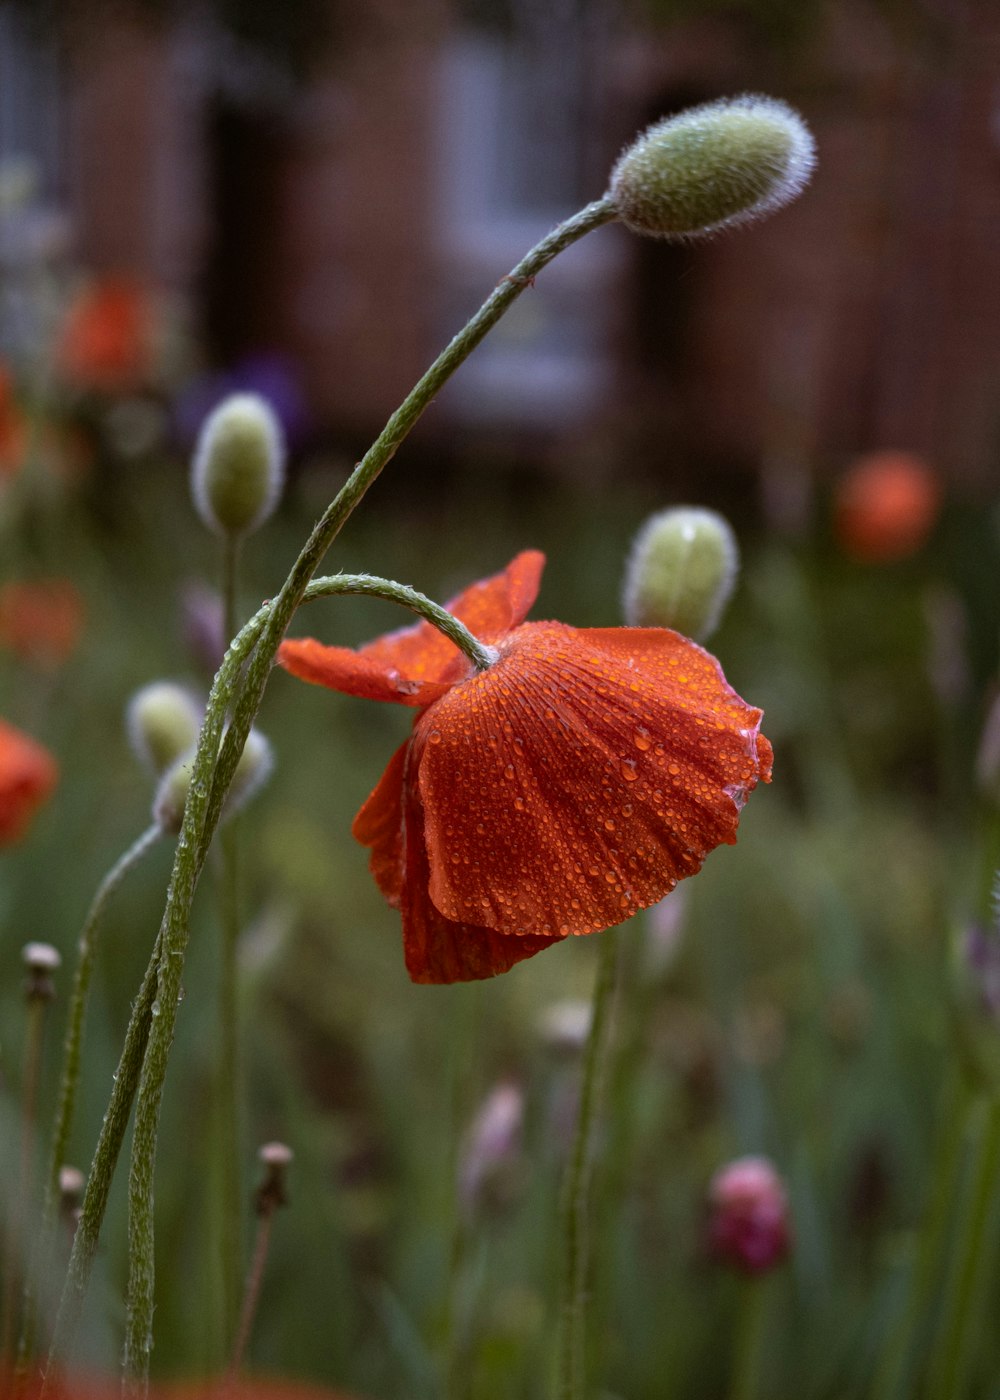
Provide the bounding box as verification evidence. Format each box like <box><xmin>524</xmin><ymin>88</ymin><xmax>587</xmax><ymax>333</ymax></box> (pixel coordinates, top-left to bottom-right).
<box><xmin>621</xmin><ymin>759</ymin><xmax>638</xmax><ymax>782</ymax></box>
<box><xmin>428</xmin><ymin>730</ymin><xmax>442</xmax><ymax>745</ymax></box>
<box><xmin>514</xmin><ymin>796</ymin><xmax>525</xmax><ymax>811</ymax></box>
<box><xmin>504</xmin><ymin>764</ymin><xmax>515</xmax><ymax>780</ymax></box>
<box><xmin>634</xmin><ymin>729</ymin><xmax>652</xmax><ymax>752</ymax></box>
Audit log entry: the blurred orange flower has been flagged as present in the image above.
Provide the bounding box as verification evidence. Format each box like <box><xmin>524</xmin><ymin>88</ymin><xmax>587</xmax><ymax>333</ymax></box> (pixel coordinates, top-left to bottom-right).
<box><xmin>0</xmin><ymin>579</ymin><xmax>85</xmax><ymax>666</ymax></box>
<box><xmin>0</xmin><ymin>361</ymin><xmax>28</xmax><ymax>476</ymax></box>
<box><xmin>0</xmin><ymin>717</ymin><xmax>57</xmax><ymax>843</ymax></box>
<box><xmin>834</xmin><ymin>450</ymin><xmax>940</xmax><ymax>562</ymax></box>
<box><xmin>56</xmin><ymin>275</ymin><xmax>153</xmax><ymax>393</ymax></box>
<box><xmin>280</xmin><ymin>552</ymin><xmax>771</xmax><ymax>983</ymax></box>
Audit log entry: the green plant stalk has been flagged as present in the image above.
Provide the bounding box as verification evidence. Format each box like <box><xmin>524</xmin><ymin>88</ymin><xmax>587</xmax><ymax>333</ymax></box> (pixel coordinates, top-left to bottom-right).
<box><xmin>926</xmin><ymin>1095</ymin><xmax>1000</xmax><ymax>1400</ymax></box>
<box><xmin>119</xmin><ymin>197</ymin><xmax>617</xmax><ymax>1396</ymax></box>
<box><xmin>556</xmin><ymin>930</ymin><xmax>619</xmax><ymax>1400</ymax></box>
<box><xmin>1</xmin><ymin>995</ymin><xmax>50</xmax><ymax>1365</ymax></box>
<box><xmin>870</xmin><ymin>1076</ymin><xmax>970</xmax><ymax>1400</ymax></box>
<box><xmin>218</xmin><ymin>530</ymin><xmax>244</xmax><ymax>1351</ymax></box>
<box><xmin>729</xmin><ymin>1277</ymin><xmax>767</xmax><ymax>1400</ymax></box>
<box><xmin>15</xmin><ymin>824</ymin><xmax>163</xmax><ymax>1373</ymax></box>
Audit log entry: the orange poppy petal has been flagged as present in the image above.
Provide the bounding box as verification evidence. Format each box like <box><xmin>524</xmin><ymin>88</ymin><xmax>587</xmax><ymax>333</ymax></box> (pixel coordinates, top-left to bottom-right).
<box><xmin>352</xmin><ymin>740</ymin><xmax>408</xmax><ymax>904</ymax></box>
<box><xmin>278</xmin><ymin>551</ymin><xmax>545</xmax><ymax>706</ymax></box>
<box><xmin>0</xmin><ymin>719</ymin><xmax>58</xmax><ymax>844</ymax></box>
<box><xmin>417</xmin><ymin>622</ymin><xmax>770</xmax><ymax>939</ymax></box>
<box><xmin>401</xmin><ymin>736</ymin><xmax>564</xmax><ymax>983</ymax></box>
<box><xmin>278</xmin><ymin>638</ymin><xmax>452</xmax><ymax>706</ymax></box>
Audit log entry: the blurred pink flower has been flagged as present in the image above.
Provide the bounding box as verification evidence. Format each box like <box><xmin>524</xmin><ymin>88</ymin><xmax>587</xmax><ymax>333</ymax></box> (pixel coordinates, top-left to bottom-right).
<box><xmin>707</xmin><ymin>1155</ymin><xmax>791</xmax><ymax>1274</ymax></box>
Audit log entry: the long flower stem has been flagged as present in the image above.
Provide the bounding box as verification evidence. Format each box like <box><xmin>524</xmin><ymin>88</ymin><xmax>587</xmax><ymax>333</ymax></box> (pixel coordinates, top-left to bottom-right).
<box><xmin>556</xmin><ymin>931</ymin><xmax>619</xmax><ymax>1400</ymax></box>
<box><xmin>729</xmin><ymin>1277</ymin><xmax>767</xmax><ymax>1400</ymax></box>
<box><xmin>118</xmin><ymin>199</ymin><xmax>617</xmax><ymax>1396</ymax></box>
<box><xmin>1</xmin><ymin>995</ymin><xmax>50</xmax><ymax>1364</ymax></box>
<box><xmin>16</xmin><ymin>824</ymin><xmax>163</xmax><ymax>1374</ymax></box>
<box><xmin>218</xmin><ymin>531</ymin><xmax>244</xmax><ymax>1351</ymax></box>
<box><xmin>925</xmin><ymin>1095</ymin><xmax>1000</xmax><ymax>1400</ymax></box>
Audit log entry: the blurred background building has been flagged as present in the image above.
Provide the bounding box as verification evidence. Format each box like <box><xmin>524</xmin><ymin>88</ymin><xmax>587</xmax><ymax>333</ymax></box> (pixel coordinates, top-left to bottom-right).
<box><xmin>0</xmin><ymin>0</ymin><xmax>998</xmax><ymax>500</ymax></box>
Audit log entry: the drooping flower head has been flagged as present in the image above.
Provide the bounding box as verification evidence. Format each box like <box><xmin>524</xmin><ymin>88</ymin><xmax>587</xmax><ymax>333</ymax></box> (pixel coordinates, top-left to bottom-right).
<box><xmin>0</xmin><ymin>717</ymin><xmax>58</xmax><ymax>843</ymax></box>
<box><xmin>279</xmin><ymin>553</ymin><xmax>771</xmax><ymax>984</ymax></box>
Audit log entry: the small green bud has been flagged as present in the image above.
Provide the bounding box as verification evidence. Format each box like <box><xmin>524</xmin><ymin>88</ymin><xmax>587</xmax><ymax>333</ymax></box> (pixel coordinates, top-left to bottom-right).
<box><xmin>226</xmin><ymin>727</ymin><xmax>274</xmax><ymax>818</ymax></box>
<box><xmin>609</xmin><ymin>95</ymin><xmax>815</xmax><ymax>240</ymax></box>
<box><xmin>191</xmin><ymin>392</ymin><xmax>286</xmax><ymax>537</ymax></box>
<box><xmin>622</xmin><ymin>507</ymin><xmax>739</xmax><ymax>640</ymax></box>
<box><xmin>152</xmin><ymin>751</ymin><xmax>195</xmax><ymax>835</ymax></box>
<box><xmin>127</xmin><ymin>682</ymin><xmax>202</xmax><ymax>777</ymax></box>
<box><xmin>152</xmin><ymin>728</ymin><xmax>273</xmax><ymax>836</ymax></box>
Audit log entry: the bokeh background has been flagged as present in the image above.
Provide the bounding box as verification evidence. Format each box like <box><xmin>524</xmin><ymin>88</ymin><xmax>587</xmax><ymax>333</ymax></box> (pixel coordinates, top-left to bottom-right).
<box><xmin>2</xmin><ymin>0</ymin><xmax>1000</xmax><ymax>1396</ymax></box>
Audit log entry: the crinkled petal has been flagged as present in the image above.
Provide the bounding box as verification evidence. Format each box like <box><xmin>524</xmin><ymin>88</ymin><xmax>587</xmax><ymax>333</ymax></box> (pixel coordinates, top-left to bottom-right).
<box><xmin>0</xmin><ymin>719</ymin><xmax>58</xmax><ymax>844</ymax></box>
<box><xmin>278</xmin><ymin>551</ymin><xmax>545</xmax><ymax>706</ymax></box>
<box><xmin>351</xmin><ymin>740</ymin><xmax>408</xmax><ymax>905</ymax></box>
<box><xmin>399</xmin><ymin>733</ymin><xmax>564</xmax><ymax>983</ymax></box>
<box><xmin>417</xmin><ymin>622</ymin><xmax>771</xmax><ymax>938</ymax></box>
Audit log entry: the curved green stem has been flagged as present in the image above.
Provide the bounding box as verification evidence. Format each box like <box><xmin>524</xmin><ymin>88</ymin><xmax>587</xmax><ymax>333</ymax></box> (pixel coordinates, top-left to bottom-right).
<box><xmin>218</xmin><ymin>530</ymin><xmax>244</xmax><ymax>1351</ymax></box>
<box><xmin>15</xmin><ymin>824</ymin><xmax>163</xmax><ymax>1372</ymax></box>
<box><xmin>556</xmin><ymin>931</ymin><xmax>619</xmax><ymax>1400</ymax></box>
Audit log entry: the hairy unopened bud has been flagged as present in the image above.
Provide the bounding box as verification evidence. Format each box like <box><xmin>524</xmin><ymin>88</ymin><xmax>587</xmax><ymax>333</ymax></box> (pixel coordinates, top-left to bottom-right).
<box><xmin>225</xmin><ymin>728</ymin><xmax>274</xmax><ymax>818</ymax></box>
<box><xmin>609</xmin><ymin>95</ymin><xmax>815</xmax><ymax>240</ymax></box>
<box><xmin>622</xmin><ymin>507</ymin><xmax>739</xmax><ymax>640</ymax></box>
<box><xmin>127</xmin><ymin>681</ymin><xmax>202</xmax><ymax>777</ymax></box>
<box><xmin>707</xmin><ymin>1155</ymin><xmax>791</xmax><ymax>1274</ymax></box>
<box><xmin>152</xmin><ymin>751</ymin><xmax>194</xmax><ymax>835</ymax></box>
<box><xmin>151</xmin><ymin>727</ymin><xmax>273</xmax><ymax>836</ymax></box>
<box><xmin>191</xmin><ymin>392</ymin><xmax>285</xmax><ymax>537</ymax></box>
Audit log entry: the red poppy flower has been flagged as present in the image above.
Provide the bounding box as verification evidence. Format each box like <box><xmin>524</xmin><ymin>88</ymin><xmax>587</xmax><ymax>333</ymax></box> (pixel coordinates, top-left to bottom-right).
<box><xmin>0</xmin><ymin>717</ymin><xmax>58</xmax><ymax>843</ymax></box>
<box><xmin>834</xmin><ymin>450</ymin><xmax>940</xmax><ymax>562</ymax></box>
<box><xmin>56</xmin><ymin>275</ymin><xmax>153</xmax><ymax>393</ymax></box>
<box><xmin>0</xmin><ymin>578</ymin><xmax>85</xmax><ymax>666</ymax></box>
<box><xmin>279</xmin><ymin>552</ymin><xmax>772</xmax><ymax>984</ymax></box>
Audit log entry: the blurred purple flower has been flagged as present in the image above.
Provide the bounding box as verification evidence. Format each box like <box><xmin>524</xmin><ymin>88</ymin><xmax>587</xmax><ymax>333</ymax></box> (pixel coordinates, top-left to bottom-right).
<box><xmin>175</xmin><ymin>352</ymin><xmax>310</xmax><ymax>451</ymax></box>
<box><xmin>708</xmin><ymin>1155</ymin><xmax>791</xmax><ymax>1275</ymax></box>
<box><xmin>457</xmin><ymin>1080</ymin><xmax>524</xmax><ymax>1218</ymax></box>
<box><xmin>180</xmin><ymin>580</ymin><xmax>226</xmax><ymax>674</ymax></box>
<box><xmin>964</xmin><ymin>925</ymin><xmax>1000</xmax><ymax>1021</ymax></box>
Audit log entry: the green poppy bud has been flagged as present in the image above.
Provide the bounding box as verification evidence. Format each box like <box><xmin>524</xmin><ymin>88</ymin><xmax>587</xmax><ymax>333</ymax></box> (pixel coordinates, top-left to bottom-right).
<box><xmin>127</xmin><ymin>681</ymin><xmax>202</xmax><ymax>777</ymax></box>
<box><xmin>152</xmin><ymin>751</ymin><xmax>195</xmax><ymax>836</ymax></box>
<box><xmin>622</xmin><ymin>507</ymin><xmax>739</xmax><ymax>641</ymax></box>
<box><xmin>152</xmin><ymin>727</ymin><xmax>273</xmax><ymax>836</ymax></box>
<box><xmin>191</xmin><ymin>392</ymin><xmax>286</xmax><ymax>537</ymax></box>
<box><xmin>225</xmin><ymin>727</ymin><xmax>274</xmax><ymax>819</ymax></box>
<box><xmin>609</xmin><ymin>95</ymin><xmax>815</xmax><ymax>240</ymax></box>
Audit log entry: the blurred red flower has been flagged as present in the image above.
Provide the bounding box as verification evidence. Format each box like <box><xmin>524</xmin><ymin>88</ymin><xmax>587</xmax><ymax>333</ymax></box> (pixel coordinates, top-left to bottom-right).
<box><xmin>279</xmin><ymin>552</ymin><xmax>772</xmax><ymax>983</ymax></box>
<box><xmin>0</xmin><ymin>361</ymin><xmax>29</xmax><ymax>476</ymax></box>
<box><xmin>0</xmin><ymin>717</ymin><xmax>58</xmax><ymax>843</ymax></box>
<box><xmin>834</xmin><ymin>450</ymin><xmax>940</xmax><ymax>562</ymax></box>
<box><xmin>708</xmin><ymin>1155</ymin><xmax>791</xmax><ymax>1274</ymax></box>
<box><xmin>0</xmin><ymin>579</ymin><xmax>85</xmax><ymax>666</ymax></box>
<box><xmin>56</xmin><ymin>275</ymin><xmax>153</xmax><ymax>393</ymax></box>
